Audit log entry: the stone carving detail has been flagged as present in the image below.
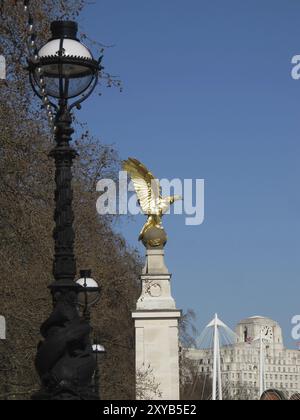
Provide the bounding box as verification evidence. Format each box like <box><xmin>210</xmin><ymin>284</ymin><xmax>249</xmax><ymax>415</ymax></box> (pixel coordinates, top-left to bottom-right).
<box><xmin>149</xmin><ymin>283</ymin><xmax>162</xmax><ymax>298</ymax></box>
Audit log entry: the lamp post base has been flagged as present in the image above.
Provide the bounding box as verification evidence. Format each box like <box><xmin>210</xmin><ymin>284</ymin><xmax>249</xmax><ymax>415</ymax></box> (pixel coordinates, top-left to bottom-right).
<box><xmin>33</xmin><ymin>282</ymin><xmax>97</xmax><ymax>401</ymax></box>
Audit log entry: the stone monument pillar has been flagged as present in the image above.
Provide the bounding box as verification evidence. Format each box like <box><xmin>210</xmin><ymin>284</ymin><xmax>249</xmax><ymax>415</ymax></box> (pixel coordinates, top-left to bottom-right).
<box><xmin>132</xmin><ymin>227</ymin><xmax>181</xmax><ymax>400</ymax></box>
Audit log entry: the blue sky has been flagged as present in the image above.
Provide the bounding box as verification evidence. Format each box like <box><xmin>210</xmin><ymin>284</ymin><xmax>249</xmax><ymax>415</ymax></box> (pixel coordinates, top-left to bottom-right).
<box><xmin>78</xmin><ymin>0</ymin><xmax>300</xmax><ymax>347</ymax></box>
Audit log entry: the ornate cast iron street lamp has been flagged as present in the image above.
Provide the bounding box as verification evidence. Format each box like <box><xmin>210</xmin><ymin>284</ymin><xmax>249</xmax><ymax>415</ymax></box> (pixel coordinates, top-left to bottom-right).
<box><xmin>28</xmin><ymin>21</ymin><xmax>102</xmax><ymax>400</ymax></box>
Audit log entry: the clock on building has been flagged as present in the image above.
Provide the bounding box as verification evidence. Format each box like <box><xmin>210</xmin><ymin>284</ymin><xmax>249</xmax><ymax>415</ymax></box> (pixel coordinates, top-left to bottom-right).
<box><xmin>262</xmin><ymin>326</ymin><xmax>274</xmax><ymax>342</ymax></box>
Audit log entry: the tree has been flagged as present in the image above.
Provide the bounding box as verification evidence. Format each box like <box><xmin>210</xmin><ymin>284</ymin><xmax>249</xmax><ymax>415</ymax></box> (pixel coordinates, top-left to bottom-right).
<box><xmin>179</xmin><ymin>309</ymin><xmax>198</xmax><ymax>348</ymax></box>
<box><xmin>136</xmin><ymin>364</ymin><xmax>162</xmax><ymax>400</ymax></box>
<box><xmin>180</xmin><ymin>355</ymin><xmax>213</xmax><ymax>400</ymax></box>
<box><xmin>0</xmin><ymin>0</ymin><xmax>140</xmax><ymax>400</ymax></box>
<box><xmin>179</xmin><ymin>310</ymin><xmax>213</xmax><ymax>400</ymax></box>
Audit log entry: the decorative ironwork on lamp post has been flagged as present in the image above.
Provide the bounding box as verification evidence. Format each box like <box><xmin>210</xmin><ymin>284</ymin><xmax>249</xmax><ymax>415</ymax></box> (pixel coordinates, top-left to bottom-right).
<box><xmin>28</xmin><ymin>20</ymin><xmax>103</xmax><ymax>400</ymax></box>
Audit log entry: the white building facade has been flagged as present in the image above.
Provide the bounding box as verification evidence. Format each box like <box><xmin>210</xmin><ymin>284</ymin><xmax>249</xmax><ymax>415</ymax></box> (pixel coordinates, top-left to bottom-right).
<box><xmin>187</xmin><ymin>316</ymin><xmax>300</xmax><ymax>400</ymax></box>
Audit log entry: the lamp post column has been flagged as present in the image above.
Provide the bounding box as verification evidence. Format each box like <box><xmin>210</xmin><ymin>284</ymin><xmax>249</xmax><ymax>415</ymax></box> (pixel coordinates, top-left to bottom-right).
<box><xmin>33</xmin><ymin>106</ymin><xmax>97</xmax><ymax>400</ymax></box>
<box><xmin>50</xmin><ymin>103</ymin><xmax>77</xmax><ymax>283</ymax></box>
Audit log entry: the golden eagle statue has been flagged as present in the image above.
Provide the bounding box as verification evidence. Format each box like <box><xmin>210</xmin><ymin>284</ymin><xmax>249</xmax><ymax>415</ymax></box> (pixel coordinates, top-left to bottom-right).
<box><xmin>123</xmin><ymin>158</ymin><xmax>182</xmax><ymax>246</ymax></box>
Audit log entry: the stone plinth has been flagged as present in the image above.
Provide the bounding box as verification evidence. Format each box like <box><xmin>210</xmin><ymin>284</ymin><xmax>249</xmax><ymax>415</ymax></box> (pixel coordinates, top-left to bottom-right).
<box><xmin>133</xmin><ymin>244</ymin><xmax>181</xmax><ymax>400</ymax></box>
<box><xmin>136</xmin><ymin>249</ymin><xmax>176</xmax><ymax>311</ymax></box>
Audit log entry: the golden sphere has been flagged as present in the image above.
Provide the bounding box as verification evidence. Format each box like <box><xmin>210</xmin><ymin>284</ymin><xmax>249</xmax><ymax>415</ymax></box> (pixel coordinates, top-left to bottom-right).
<box><xmin>141</xmin><ymin>226</ymin><xmax>167</xmax><ymax>249</ymax></box>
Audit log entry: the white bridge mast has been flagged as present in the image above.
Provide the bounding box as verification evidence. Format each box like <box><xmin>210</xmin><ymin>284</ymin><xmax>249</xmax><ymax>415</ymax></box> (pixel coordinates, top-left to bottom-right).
<box><xmin>207</xmin><ymin>314</ymin><xmax>227</xmax><ymax>401</ymax></box>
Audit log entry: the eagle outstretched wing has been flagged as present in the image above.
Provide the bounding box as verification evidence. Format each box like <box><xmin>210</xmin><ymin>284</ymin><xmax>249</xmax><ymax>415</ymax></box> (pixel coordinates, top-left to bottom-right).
<box><xmin>123</xmin><ymin>158</ymin><xmax>161</xmax><ymax>215</ymax></box>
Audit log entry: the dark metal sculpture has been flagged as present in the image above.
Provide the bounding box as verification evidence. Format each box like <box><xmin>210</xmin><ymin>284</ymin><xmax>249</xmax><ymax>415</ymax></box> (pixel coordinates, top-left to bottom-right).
<box><xmin>34</xmin><ymin>286</ymin><xmax>96</xmax><ymax>400</ymax></box>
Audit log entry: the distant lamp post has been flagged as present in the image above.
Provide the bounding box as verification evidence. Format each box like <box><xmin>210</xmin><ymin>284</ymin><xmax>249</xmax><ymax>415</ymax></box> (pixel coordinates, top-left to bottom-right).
<box><xmin>0</xmin><ymin>315</ymin><xmax>6</xmax><ymax>340</ymax></box>
<box><xmin>92</xmin><ymin>337</ymin><xmax>107</xmax><ymax>399</ymax></box>
<box><xmin>0</xmin><ymin>55</ymin><xmax>6</xmax><ymax>80</ymax></box>
<box><xmin>28</xmin><ymin>21</ymin><xmax>103</xmax><ymax>400</ymax></box>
